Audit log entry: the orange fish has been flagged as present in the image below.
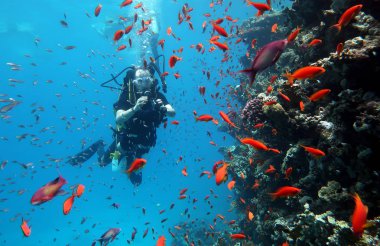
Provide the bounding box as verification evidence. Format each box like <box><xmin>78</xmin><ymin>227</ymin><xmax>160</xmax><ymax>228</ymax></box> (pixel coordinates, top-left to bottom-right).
<box><xmin>240</xmin><ymin>138</ymin><xmax>269</xmax><ymax>151</ymax></box>
<box><xmin>117</xmin><ymin>45</ymin><xmax>127</xmax><ymax>51</ymax></box>
<box><xmin>173</xmin><ymin>73</ymin><xmax>181</xmax><ymax>79</ymax></box>
<box><xmin>284</xmin><ymin>66</ymin><xmax>326</xmax><ymax>86</ymax></box>
<box><xmin>212</xmin><ymin>24</ymin><xmax>228</xmax><ymax>37</ymax></box>
<box><xmin>265</xmin><ymin>164</ymin><xmax>276</xmax><ymax>174</ymax></box>
<box><xmin>215</xmin><ymin>162</ymin><xmax>228</xmax><ymax>185</ymax></box>
<box><xmin>266</xmin><ymin>85</ymin><xmax>273</xmax><ymax>95</ymax></box>
<box><xmin>300</xmin><ymin>145</ymin><xmax>326</xmax><ymax>158</ymax></box>
<box><xmin>308</xmin><ymin>39</ymin><xmax>322</xmax><ymax>47</ymax></box>
<box><xmin>171</xmin><ymin>120</ymin><xmax>180</xmax><ymax>125</ymax></box>
<box><xmin>278</xmin><ymin>91</ymin><xmax>290</xmax><ymax>102</ymax></box>
<box><xmin>196</xmin><ymin>114</ymin><xmax>213</xmax><ymax>122</ymax></box>
<box><xmin>230</xmin><ymin>233</ymin><xmax>246</xmax><ymax>239</ymax></box>
<box><xmin>219</xmin><ymin>111</ymin><xmax>238</xmax><ymax>129</ymax></box>
<box><xmin>169</xmin><ymin>55</ymin><xmax>182</xmax><ymax>68</ymax></box>
<box><xmin>227</xmin><ymin>179</ymin><xmax>235</xmax><ymax>190</ymax></box>
<box><xmin>126</xmin><ymin>158</ymin><xmax>147</xmax><ymax>175</ymax></box>
<box><xmin>247</xmin><ymin>211</ymin><xmax>254</xmax><ymax>221</ymax></box>
<box><xmin>252</xmin><ymin>179</ymin><xmax>260</xmax><ymax>189</ymax></box>
<box><xmin>20</xmin><ymin>218</ymin><xmax>31</xmax><ymax>237</ymax></box>
<box><xmin>156</xmin><ymin>236</ymin><xmax>166</xmax><ymax>246</ymax></box>
<box><xmin>113</xmin><ymin>30</ymin><xmax>124</xmax><ymax>42</ymax></box>
<box><xmin>94</xmin><ymin>4</ymin><xmax>102</xmax><ymax>17</ymax></box>
<box><xmin>182</xmin><ymin>167</ymin><xmax>188</xmax><ymax>176</ymax></box>
<box><xmin>330</xmin><ymin>5</ymin><xmax>363</xmax><ymax>33</ymax></box>
<box><xmin>167</xmin><ymin>27</ymin><xmax>172</xmax><ymax>36</ymax></box>
<box><xmin>158</xmin><ymin>39</ymin><xmax>165</xmax><ymax>50</ymax></box>
<box><xmin>125</xmin><ymin>25</ymin><xmax>133</xmax><ymax>34</ymax></box>
<box><xmin>134</xmin><ymin>2</ymin><xmax>142</xmax><ymax>9</ymax></box>
<box><xmin>285</xmin><ymin>167</ymin><xmax>293</xmax><ymax>180</ymax></box>
<box><xmin>271</xmin><ymin>23</ymin><xmax>278</xmax><ymax>32</ymax></box>
<box><xmin>63</xmin><ymin>195</ymin><xmax>75</xmax><ymax>215</ymax></box>
<box><xmin>269</xmin><ymin>186</ymin><xmax>301</xmax><ymax>200</ymax></box>
<box><xmin>247</xmin><ymin>1</ymin><xmax>271</xmax><ymax>16</ymax></box>
<box><xmin>336</xmin><ymin>42</ymin><xmax>343</xmax><ymax>56</ymax></box>
<box><xmin>309</xmin><ymin>89</ymin><xmax>331</xmax><ymax>102</ymax></box>
<box><xmin>120</xmin><ymin>0</ymin><xmax>133</xmax><ymax>8</ymax></box>
<box><xmin>299</xmin><ymin>101</ymin><xmax>305</xmax><ymax>111</ymax></box>
<box><xmin>212</xmin><ymin>41</ymin><xmax>229</xmax><ymax>52</ymax></box>
<box><xmin>287</xmin><ymin>27</ymin><xmax>301</xmax><ymax>42</ymax></box>
<box><xmin>75</xmin><ymin>184</ymin><xmax>85</xmax><ymax>198</ymax></box>
<box><xmin>352</xmin><ymin>193</ymin><xmax>368</xmax><ymax>237</ymax></box>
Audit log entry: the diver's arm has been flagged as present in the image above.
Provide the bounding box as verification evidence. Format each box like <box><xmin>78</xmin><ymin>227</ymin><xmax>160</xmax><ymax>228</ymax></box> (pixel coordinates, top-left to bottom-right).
<box><xmin>164</xmin><ymin>104</ymin><xmax>176</xmax><ymax>117</ymax></box>
<box><xmin>116</xmin><ymin>96</ymin><xmax>148</xmax><ymax>124</ymax></box>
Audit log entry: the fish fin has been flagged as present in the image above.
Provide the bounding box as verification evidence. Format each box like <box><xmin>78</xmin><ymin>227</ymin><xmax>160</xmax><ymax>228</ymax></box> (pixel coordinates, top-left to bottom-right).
<box><xmin>329</xmin><ymin>24</ymin><xmax>341</xmax><ymax>33</ymax></box>
<box><xmin>57</xmin><ymin>189</ymin><xmax>66</xmax><ymax>196</ymax></box>
<box><xmin>239</xmin><ymin>69</ymin><xmax>257</xmax><ymax>86</ymax></box>
<box><xmin>283</xmin><ymin>71</ymin><xmax>294</xmax><ymax>86</ymax></box>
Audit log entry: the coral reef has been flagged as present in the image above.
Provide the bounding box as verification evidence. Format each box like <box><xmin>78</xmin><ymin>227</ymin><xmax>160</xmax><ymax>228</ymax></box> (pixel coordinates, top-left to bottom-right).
<box><xmin>222</xmin><ymin>0</ymin><xmax>380</xmax><ymax>245</ymax></box>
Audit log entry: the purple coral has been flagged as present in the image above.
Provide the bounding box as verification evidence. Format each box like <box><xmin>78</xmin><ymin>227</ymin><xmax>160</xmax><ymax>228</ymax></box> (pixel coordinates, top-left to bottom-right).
<box><xmin>241</xmin><ymin>98</ymin><xmax>265</xmax><ymax>126</ymax></box>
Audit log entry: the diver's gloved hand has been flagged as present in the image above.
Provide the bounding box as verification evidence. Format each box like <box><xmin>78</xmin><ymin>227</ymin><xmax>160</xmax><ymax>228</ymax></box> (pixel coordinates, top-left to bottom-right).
<box><xmin>133</xmin><ymin>96</ymin><xmax>148</xmax><ymax>111</ymax></box>
<box><xmin>155</xmin><ymin>99</ymin><xmax>167</xmax><ymax>114</ymax></box>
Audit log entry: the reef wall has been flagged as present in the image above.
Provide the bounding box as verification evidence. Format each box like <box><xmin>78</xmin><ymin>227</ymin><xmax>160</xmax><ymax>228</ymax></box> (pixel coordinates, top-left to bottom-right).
<box><xmin>223</xmin><ymin>0</ymin><xmax>380</xmax><ymax>245</ymax></box>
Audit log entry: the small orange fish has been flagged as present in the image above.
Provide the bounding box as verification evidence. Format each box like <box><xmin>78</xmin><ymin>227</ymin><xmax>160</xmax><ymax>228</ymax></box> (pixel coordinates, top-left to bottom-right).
<box><xmin>75</xmin><ymin>184</ymin><xmax>85</xmax><ymax>198</ymax></box>
<box><xmin>271</xmin><ymin>23</ymin><xmax>278</xmax><ymax>32</ymax></box>
<box><xmin>308</xmin><ymin>39</ymin><xmax>322</xmax><ymax>47</ymax></box>
<box><xmin>285</xmin><ymin>167</ymin><xmax>293</xmax><ymax>180</ymax></box>
<box><xmin>171</xmin><ymin>120</ymin><xmax>180</xmax><ymax>125</ymax></box>
<box><xmin>241</xmin><ymin>138</ymin><xmax>269</xmax><ymax>151</ymax></box>
<box><xmin>269</xmin><ymin>186</ymin><xmax>301</xmax><ymax>200</ymax></box>
<box><xmin>287</xmin><ymin>27</ymin><xmax>301</xmax><ymax>42</ymax></box>
<box><xmin>125</xmin><ymin>25</ymin><xmax>133</xmax><ymax>34</ymax></box>
<box><xmin>169</xmin><ymin>55</ymin><xmax>182</xmax><ymax>68</ymax></box>
<box><xmin>247</xmin><ymin>211</ymin><xmax>254</xmax><ymax>221</ymax></box>
<box><xmin>265</xmin><ymin>164</ymin><xmax>276</xmax><ymax>174</ymax></box>
<box><xmin>266</xmin><ymin>85</ymin><xmax>273</xmax><ymax>95</ymax></box>
<box><xmin>126</xmin><ymin>158</ymin><xmax>147</xmax><ymax>175</ymax></box>
<box><xmin>120</xmin><ymin>0</ymin><xmax>133</xmax><ymax>8</ymax></box>
<box><xmin>352</xmin><ymin>193</ymin><xmax>368</xmax><ymax>237</ymax></box>
<box><xmin>215</xmin><ymin>162</ymin><xmax>228</xmax><ymax>185</ymax></box>
<box><xmin>300</xmin><ymin>145</ymin><xmax>326</xmax><ymax>158</ymax></box>
<box><xmin>299</xmin><ymin>101</ymin><xmax>305</xmax><ymax>111</ymax></box>
<box><xmin>278</xmin><ymin>91</ymin><xmax>290</xmax><ymax>102</ymax></box>
<box><xmin>284</xmin><ymin>66</ymin><xmax>326</xmax><ymax>86</ymax></box>
<box><xmin>173</xmin><ymin>73</ymin><xmax>181</xmax><ymax>79</ymax></box>
<box><xmin>134</xmin><ymin>2</ymin><xmax>142</xmax><ymax>9</ymax></box>
<box><xmin>117</xmin><ymin>45</ymin><xmax>126</xmax><ymax>51</ymax></box>
<box><xmin>182</xmin><ymin>167</ymin><xmax>188</xmax><ymax>176</ymax></box>
<box><xmin>336</xmin><ymin>42</ymin><xmax>344</xmax><ymax>56</ymax></box>
<box><xmin>113</xmin><ymin>30</ymin><xmax>124</xmax><ymax>42</ymax></box>
<box><xmin>330</xmin><ymin>5</ymin><xmax>363</xmax><ymax>33</ymax></box>
<box><xmin>167</xmin><ymin>27</ymin><xmax>172</xmax><ymax>36</ymax></box>
<box><xmin>196</xmin><ymin>114</ymin><xmax>213</xmax><ymax>122</ymax></box>
<box><xmin>63</xmin><ymin>195</ymin><xmax>75</xmax><ymax>215</ymax></box>
<box><xmin>212</xmin><ymin>24</ymin><xmax>228</xmax><ymax>37</ymax></box>
<box><xmin>212</xmin><ymin>41</ymin><xmax>229</xmax><ymax>52</ymax></box>
<box><xmin>94</xmin><ymin>4</ymin><xmax>102</xmax><ymax>17</ymax></box>
<box><xmin>227</xmin><ymin>179</ymin><xmax>236</xmax><ymax>190</ymax></box>
<box><xmin>20</xmin><ymin>218</ymin><xmax>31</xmax><ymax>237</ymax></box>
<box><xmin>231</xmin><ymin>233</ymin><xmax>246</xmax><ymax>239</ymax></box>
<box><xmin>252</xmin><ymin>179</ymin><xmax>260</xmax><ymax>189</ymax></box>
<box><xmin>309</xmin><ymin>89</ymin><xmax>331</xmax><ymax>102</ymax></box>
<box><xmin>247</xmin><ymin>1</ymin><xmax>271</xmax><ymax>16</ymax></box>
<box><xmin>219</xmin><ymin>111</ymin><xmax>238</xmax><ymax>129</ymax></box>
<box><xmin>156</xmin><ymin>236</ymin><xmax>166</xmax><ymax>246</ymax></box>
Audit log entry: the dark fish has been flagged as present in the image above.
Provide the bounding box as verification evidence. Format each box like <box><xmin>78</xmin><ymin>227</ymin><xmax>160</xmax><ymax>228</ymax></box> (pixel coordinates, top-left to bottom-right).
<box><xmin>0</xmin><ymin>100</ymin><xmax>21</xmax><ymax>113</ymax></box>
<box><xmin>92</xmin><ymin>228</ymin><xmax>121</xmax><ymax>246</ymax></box>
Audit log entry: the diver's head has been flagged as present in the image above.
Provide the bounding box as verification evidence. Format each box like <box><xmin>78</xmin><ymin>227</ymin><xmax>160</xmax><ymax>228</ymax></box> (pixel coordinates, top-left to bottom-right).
<box><xmin>133</xmin><ymin>68</ymin><xmax>154</xmax><ymax>93</ymax></box>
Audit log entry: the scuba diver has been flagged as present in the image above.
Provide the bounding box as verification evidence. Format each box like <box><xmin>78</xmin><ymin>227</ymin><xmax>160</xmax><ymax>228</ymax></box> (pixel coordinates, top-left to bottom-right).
<box><xmin>68</xmin><ymin>60</ymin><xmax>175</xmax><ymax>186</ymax></box>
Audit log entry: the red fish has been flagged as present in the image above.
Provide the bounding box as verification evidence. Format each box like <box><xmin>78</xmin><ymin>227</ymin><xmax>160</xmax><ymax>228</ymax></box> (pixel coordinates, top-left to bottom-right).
<box><xmin>299</xmin><ymin>101</ymin><xmax>305</xmax><ymax>111</ymax></box>
<box><xmin>271</xmin><ymin>23</ymin><xmax>278</xmax><ymax>32</ymax></box>
<box><xmin>287</xmin><ymin>27</ymin><xmax>301</xmax><ymax>42</ymax></box>
<box><xmin>240</xmin><ymin>138</ymin><xmax>269</xmax><ymax>151</ymax></box>
<box><xmin>308</xmin><ymin>39</ymin><xmax>322</xmax><ymax>47</ymax></box>
<box><xmin>63</xmin><ymin>195</ymin><xmax>75</xmax><ymax>215</ymax></box>
<box><xmin>156</xmin><ymin>236</ymin><xmax>166</xmax><ymax>246</ymax></box>
<box><xmin>330</xmin><ymin>5</ymin><xmax>363</xmax><ymax>33</ymax></box>
<box><xmin>284</xmin><ymin>66</ymin><xmax>326</xmax><ymax>86</ymax></box>
<box><xmin>196</xmin><ymin>114</ymin><xmax>214</xmax><ymax>122</ymax></box>
<box><xmin>126</xmin><ymin>158</ymin><xmax>147</xmax><ymax>175</ymax></box>
<box><xmin>75</xmin><ymin>184</ymin><xmax>85</xmax><ymax>198</ymax></box>
<box><xmin>219</xmin><ymin>111</ymin><xmax>238</xmax><ymax>129</ymax></box>
<box><xmin>265</xmin><ymin>165</ymin><xmax>276</xmax><ymax>174</ymax></box>
<box><xmin>309</xmin><ymin>89</ymin><xmax>331</xmax><ymax>102</ymax></box>
<box><xmin>285</xmin><ymin>167</ymin><xmax>293</xmax><ymax>180</ymax></box>
<box><xmin>113</xmin><ymin>30</ymin><xmax>124</xmax><ymax>42</ymax></box>
<box><xmin>336</xmin><ymin>42</ymin><xmax>343</xmax><ymax>56</ymax></box>
<box><xmin>352</xmin><ymin>193</ymin><xmax>368</xmax><ymax>237</ymax></box>
<box><xmin>231</xmin><ymin>233</ymin><xmax>246</xmax><ymax>239</ymax></box>
<box><xmin>247</xmin><ymin>1</ymin><xmax>271</xmax><ymax>16</ymax></box>
<box><xmin>270</xmin><ymin>186</ymin><xmax>301</xmax><ymax>200</ymax></box>
<box><xmin>227</xmin><ymin>179</ymin><xmax>236</xmax><ymax>190</ymax></box>
<box><xmin>212</xmin><ymin>41</ymin><xmax>229</xmax><ymax>52</ymax></box>
<box><xmin>215</xmin><ymin>162</ymin><xmax>228</xmax><ymax>185</ymax></box>
<box><xmin>212</xmin><ymin>24</ymin><xmax>228</xmax><ymax>37</ymax></box>
<box><xmin>120</xmin><ymin>0</ymin><xmax>133</xmax><ymax>8</ymax></box>
<box><xmin>94</xmin><ymin>4</ymin><xmax>102</xmax><ymax>17</ymax></box>
<box><xmin>171</xmin><ymin>120</ymin><xmax>180</xmax><ymax>125</ymax></box>
<box><xmin>31</xmin><ymin>175</ymin><xmax>67</xmax><ymax>205</ymax></box>
<box><xmin>300</xmin><ymin>145</ymin><xmax>326</xmax><ymax>158</ymax></box>
<box><xmin>169</xmin><ymin>55</ymin><xmax>182</xmax><ymax>68</ymax></box>
<box><xmin>117</xmin><ymin>45</ymin><xmax>127</xmax><ymax>51</ymax></box>
<box><xmin>125</xmin><ymin>25</ymin><xmax>133</xmax><ymax>34</ymax></box>
<box><xmin>278</xmin><ymin>91</ymin><xmax>290</xmax><ymax>102</ymax></box>
<box><xmin>20</xmin><ymin>218</ymin><xmax>31</xmax><ymax>237</ymax></box>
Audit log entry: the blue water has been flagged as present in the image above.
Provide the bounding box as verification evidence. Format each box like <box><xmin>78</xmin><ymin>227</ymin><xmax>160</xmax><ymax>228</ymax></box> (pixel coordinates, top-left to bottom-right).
<box><xmin>0</xmin><ymin>0</ymin><xmax>291</xmax><ymax>245</ymax></box>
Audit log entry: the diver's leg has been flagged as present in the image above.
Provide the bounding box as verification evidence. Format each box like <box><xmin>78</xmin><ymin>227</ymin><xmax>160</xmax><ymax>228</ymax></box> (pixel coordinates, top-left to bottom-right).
<box><xmin>67</xmin><ymin>140</ymin><xmax>105</xmax><ymax>166</ymax></box>
<box><xmin>98</xmin><ymin>140</ymin><xmax>116</xmax><ymax>167</ymax></box>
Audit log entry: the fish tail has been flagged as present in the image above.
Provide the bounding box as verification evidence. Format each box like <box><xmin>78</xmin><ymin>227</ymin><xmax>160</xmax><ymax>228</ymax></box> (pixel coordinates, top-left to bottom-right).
<box><xmin>240</xmin><ymin>68</ymin><xmax>257</xmax><ymax>87</ymax></box>
<box><xmin>330</xmin><ymin>24</ymin><xmax>341</xmax><ymax>33</ymax></box>
<box><xmin>269</xmin><ymin>193</ymin><xmax>277</xmax><ymax>201</ymax></box>
<box><xmin>283</xmin><ymin>71</ymin><xmax>294</xmax><ymax>86</ymax></box>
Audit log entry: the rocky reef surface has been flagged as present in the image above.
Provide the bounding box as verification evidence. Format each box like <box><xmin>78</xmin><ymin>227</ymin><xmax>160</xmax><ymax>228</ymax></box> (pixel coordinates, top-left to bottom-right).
<box><xmin>220</xmin><ymin>0</ymin><xmax>380</xmax><ymax>245</ymax></box>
